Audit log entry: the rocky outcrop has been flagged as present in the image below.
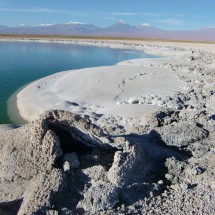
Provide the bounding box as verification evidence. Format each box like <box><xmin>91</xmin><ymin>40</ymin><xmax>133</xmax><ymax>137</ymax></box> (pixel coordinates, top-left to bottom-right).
<box><xmin>0</xmin><ymin>105</ymin><xmax>214</xmax><ymax>214</ymax></box>
<box><xmin>155</xmin><ymin>122</ymin><xmax>208</xmax><ymax>147</ymax></box>
<box><xmin>0</xmin><ymin>110</ymin><xmax>152</xmax><ymax>214</ymax></box>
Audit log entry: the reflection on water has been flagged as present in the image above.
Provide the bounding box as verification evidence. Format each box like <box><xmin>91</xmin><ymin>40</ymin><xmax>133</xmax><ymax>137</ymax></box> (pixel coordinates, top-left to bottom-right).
<box><xmin>0</xmin><ymin>41</ymin><xmax>156</xmax><ymax>124</ymax></box>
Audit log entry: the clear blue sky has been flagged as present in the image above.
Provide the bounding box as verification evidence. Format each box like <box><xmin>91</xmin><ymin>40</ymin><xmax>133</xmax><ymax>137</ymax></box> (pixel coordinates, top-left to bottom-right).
<box><xmin>0</xmin><ymin>0</ymin><xmax>214</xmax><ymax>30</ymax></box>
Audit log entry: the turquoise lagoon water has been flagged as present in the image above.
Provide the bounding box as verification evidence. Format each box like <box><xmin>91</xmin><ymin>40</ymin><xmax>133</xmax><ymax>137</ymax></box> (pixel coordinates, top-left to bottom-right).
<box><xmin>0</xmin><ymin>41</ymin><xmax>156</xmax><ymax>124</ymax></box>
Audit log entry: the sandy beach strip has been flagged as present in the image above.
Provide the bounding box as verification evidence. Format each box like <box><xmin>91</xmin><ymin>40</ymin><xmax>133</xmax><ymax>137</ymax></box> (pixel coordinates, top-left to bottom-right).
<box><xmin>1</xmin><ymin>36</ymin><xmax>215</xmax><ymax>54</ymax></box>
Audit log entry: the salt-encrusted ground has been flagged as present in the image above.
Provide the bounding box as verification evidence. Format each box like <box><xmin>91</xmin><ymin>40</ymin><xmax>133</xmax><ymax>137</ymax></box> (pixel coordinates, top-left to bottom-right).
<box><xmin>0</xmin><ymin>39</ymin><xmax>214</xmax><ymax>214</ymax></box>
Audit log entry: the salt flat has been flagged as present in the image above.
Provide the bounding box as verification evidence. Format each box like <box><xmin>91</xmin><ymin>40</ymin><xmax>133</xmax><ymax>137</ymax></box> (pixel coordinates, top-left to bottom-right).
<box><xmin>15</xmin><ymin>40</ymin><xmax>197</xmax><ymax>123</ymax></box>
<box><xmin>1</xmin><ymin>38</ymin><xmax>215</xmax><ymax>214</ymax></box>
<box><xmin>17</xmin><ymin>63</ymin><xmax>186</xmax><ymax>121</ymax></box>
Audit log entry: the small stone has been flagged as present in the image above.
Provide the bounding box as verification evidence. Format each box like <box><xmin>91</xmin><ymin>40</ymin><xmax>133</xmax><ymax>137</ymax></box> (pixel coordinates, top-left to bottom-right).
<box><xmin>63</xmin><ymin>153</ymin><xmax>80</xmax><ymax>169</ymax></box>
<box><xmin>128</xmin><ymin>97</ymin><xmax>139</xmax><ymax>104</ymax></box>
<box><xmin>63</xmin><ymin>161</ymin><xmax>71</xmax><ymax>174</ymax></box>
<box><xmin>165</xmin><ymin>173</ymin><xmax>173</xmax><ymax>181</ymax></box>
<box><xmin>162</xmin><ymin>193</ymin><xmax>167</xmax><ymax>198</ymax></box>
<box><xmin>150</xmin><ymin>191</ymin><xmax>154</xmax><ymax>197</ymax></box>
<box><xmin>128</xmin><ymin>206</ymin><xmax>135</xmax><ymax>211</ymax></box>
<box><xmin>158</xmin><ymin>180</ymin><xmax>163</xmax><ymax>185</ymax></box>
<box><xmin>196</xmin><ymin>167</ymin><xmax>204</xmax><ymax>175</ymax></box>
<box><xmin>79</xmin><ymin>182</ymin><xmax>119</xmax><ymax>212</ymax></box>
<box><xmin>180</xmin><ymin>183</ymin><xmax>188</xmax><ymax>191</ymax></box>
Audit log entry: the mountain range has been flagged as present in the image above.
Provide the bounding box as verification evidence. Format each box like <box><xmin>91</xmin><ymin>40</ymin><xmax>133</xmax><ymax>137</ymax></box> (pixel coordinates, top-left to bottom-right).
<box><xmin>0</xmin><ymin>21</ymin><xmax>215</xmax><ymax>42</ymax></box>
